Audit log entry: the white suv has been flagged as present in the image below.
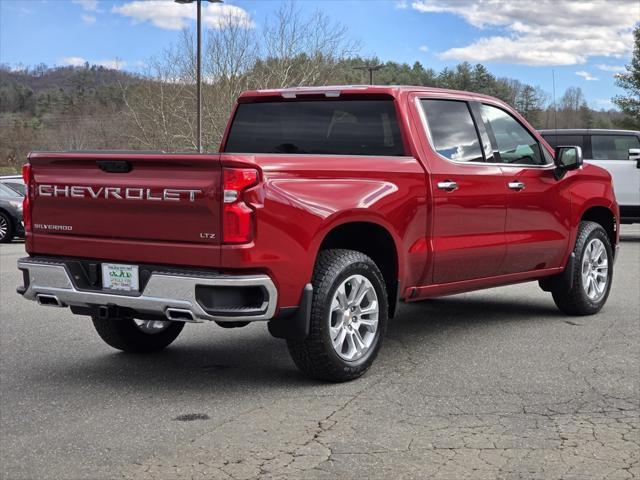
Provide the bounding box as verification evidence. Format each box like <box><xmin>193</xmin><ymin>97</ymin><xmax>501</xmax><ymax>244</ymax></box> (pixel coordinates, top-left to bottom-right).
<box><xmin>540</xmin><ymin>129</ymin><xmax>640</xmax><ymax>224</ymax></box>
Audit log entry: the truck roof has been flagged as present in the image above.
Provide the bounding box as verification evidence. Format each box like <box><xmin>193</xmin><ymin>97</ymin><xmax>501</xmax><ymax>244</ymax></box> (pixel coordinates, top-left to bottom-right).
<box><xmin>538</xmin><ymin>128</ymin><xmax>640</xmax><ymax>135</ymax></box>
<box><xmin>238</xmin><ymin>85</ymin><xmax>501</xmax><ymax>103</ymax></box>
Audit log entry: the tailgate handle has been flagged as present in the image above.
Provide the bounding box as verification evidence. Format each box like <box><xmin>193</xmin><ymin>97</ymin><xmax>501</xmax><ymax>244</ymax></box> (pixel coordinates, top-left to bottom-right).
<box><xmin>97</xmin><ymin>160</ymin><xmax>132</xmax><ymax>173</ymax></box>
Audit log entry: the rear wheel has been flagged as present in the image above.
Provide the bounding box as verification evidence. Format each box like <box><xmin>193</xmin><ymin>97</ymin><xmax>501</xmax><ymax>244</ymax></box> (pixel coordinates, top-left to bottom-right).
<box><xmin>552</xmin><ymin>221</ymin><xmax>614</xmax><ymax>315</ymax></box>
<box><xmin>92</xmin><ymin>317</ymin><xmax>185</xmax><ymax>353</ymax></box>
<box><xmin>287</xmin><ymin>249</ymin><xmax>388</xmax><ymax>382</ymax></box>
<box><xmin>0</xmin><ymin>212</ymin><xmax>14</xmax><ymax>243</ymax></box>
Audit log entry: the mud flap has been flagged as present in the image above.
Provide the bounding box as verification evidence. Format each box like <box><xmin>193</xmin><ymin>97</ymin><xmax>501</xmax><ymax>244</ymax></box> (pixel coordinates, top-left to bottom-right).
<box><xmin>268</xmin><ymin>284</ymin><xmax>313</xmax><ymax>340</ymax></box>
<box><xmin>539</xmin><ymin>252</ymin><xmax>576</xmax><ymax>293</ymax></box>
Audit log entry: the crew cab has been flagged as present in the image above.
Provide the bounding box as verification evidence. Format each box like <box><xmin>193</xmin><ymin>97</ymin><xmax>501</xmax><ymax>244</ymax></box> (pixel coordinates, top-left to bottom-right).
<box><xmin>17</xmin><ymin>86</ymin><xmax>619</xmax><ymax>381</ymax></box>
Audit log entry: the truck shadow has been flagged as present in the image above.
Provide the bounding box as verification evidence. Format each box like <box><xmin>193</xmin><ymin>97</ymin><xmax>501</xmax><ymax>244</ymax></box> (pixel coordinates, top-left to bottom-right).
<box><xmin>34</xmin><ymin>295</ymin><xmax>561</xmax><ymax>392</ymax></box>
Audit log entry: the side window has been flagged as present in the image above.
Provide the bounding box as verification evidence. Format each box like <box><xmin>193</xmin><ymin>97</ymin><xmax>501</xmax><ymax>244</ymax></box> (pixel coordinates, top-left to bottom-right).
<box><xmin>480</xmin><ymin>104</ymin><xmax>546</xmax><ymax>165</ymax></box>
<box><xmin>592</xmin><ymin>135</ymin><xmax>640</xmax><ymax>160</ymax></box>
<box><xmin>543</xmin><ymin>135</ymin><xmax>585</xmax><ymax>150</ymax></box>
<box><xmin>420</xmin><ymin>99</ymin><xmax>484</xmax><ymax>163</ymax></box>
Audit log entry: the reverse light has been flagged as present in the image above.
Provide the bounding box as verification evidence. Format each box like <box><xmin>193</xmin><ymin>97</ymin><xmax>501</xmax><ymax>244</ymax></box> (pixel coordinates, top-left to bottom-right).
<box><xmin>21</xmin><ymin>163</ymin><xmax>32</xmax><ymax>234</ymax></box>
<box><xmin>222</xmin><ymin>168</ymin><xmax>258</xmax><ymax>244</ymax></box>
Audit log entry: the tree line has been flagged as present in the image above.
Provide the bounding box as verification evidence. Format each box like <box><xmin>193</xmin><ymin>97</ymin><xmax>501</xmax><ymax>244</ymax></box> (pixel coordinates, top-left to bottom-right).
<box><xmin>1</xmin><ymin>5</ymin><xmax>636</xmax><ymax>173</ymax></box>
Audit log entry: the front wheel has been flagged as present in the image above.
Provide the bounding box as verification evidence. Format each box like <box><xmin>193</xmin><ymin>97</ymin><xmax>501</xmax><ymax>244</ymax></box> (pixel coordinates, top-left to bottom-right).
<box><xmin>552</xmin><ymin>221</ymin><xmax>614</xmax><ymax>315</ymax></box>
<box><xmin>92</xmin><ymin>317</ymin><xmax>185</xmax><ymax>353</ymax></box>
<box><xmin>287</xmin><ymin>249</ymin><xmax>388</xmax><ymax>382</ymax></box>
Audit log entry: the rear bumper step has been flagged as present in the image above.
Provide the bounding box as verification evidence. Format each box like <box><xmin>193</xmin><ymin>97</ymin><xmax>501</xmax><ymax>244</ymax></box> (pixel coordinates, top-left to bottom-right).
<box><xmin>17</xmin><ymin>257</ymin><xmax>277</xmax><ymax>323</ymax></box>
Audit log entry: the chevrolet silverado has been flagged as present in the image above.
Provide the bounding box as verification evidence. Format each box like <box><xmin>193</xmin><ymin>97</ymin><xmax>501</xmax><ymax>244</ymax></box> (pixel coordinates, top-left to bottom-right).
<box><xmin>17</xmin><ymin>86</ymin><xmax>619</xmax><ymax>381</ymax></box>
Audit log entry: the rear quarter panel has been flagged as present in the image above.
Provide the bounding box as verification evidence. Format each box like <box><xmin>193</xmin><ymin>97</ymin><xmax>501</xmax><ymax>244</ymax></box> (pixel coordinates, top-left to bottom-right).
<box><xmin>220</xmin><ymin>154</ymin><xmax>428</xmax><ymax>307</ymax></box>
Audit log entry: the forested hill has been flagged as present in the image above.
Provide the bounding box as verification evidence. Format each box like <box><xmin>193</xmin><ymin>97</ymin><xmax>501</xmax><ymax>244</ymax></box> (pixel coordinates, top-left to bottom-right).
<box><xmin>0</xmin><ymin>64</ymin><xmax>136</xmax><ymax>115</ymax></box>
<box><xmin>0</xmin><ymin>60</ymin><xmax>625</xmax><ymax>173</ymax></box>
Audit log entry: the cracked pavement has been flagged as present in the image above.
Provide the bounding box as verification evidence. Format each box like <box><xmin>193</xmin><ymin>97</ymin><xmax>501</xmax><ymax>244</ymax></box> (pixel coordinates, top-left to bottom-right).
<box><xmin>1</xmin><ymin>226</ymin><xmax>638</xmax><ymax>480</ymax></box>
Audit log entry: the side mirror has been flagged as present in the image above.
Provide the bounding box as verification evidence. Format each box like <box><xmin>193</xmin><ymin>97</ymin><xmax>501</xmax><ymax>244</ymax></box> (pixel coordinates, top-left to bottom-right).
<box><xmin>629</xmin><ymin>148</ymin><xmax>640</xmax><ymax>169</ymax></box>
<box><xmin>555</xmin><ymin>145</ymin><xmax>583</xmax><ymax>171</ymax></box>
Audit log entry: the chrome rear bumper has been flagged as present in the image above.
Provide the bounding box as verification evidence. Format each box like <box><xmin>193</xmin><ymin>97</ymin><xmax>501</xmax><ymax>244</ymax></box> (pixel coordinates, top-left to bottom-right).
<box><xmin>17</xmin><ymin>258</ymin><xmax>277</xmax><ymax>323</ymax></box>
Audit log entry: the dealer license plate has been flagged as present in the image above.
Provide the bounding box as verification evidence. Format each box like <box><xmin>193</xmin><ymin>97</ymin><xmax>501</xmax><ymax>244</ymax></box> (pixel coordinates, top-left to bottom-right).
<box><xmin>102</xmin><ymin>263</ymin><xmax>139</xmax><ymax>292</ymax></box>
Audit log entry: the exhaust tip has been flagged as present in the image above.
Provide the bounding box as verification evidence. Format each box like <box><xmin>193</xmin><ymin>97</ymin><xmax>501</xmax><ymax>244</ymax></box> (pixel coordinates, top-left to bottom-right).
<box><xmin>165</xmin><ymin>308</ymin><xmax>196</xmax><ymax>322</ymax></box>
<box><xmin>36</xmin><ymin>294</ymin><xmax>63</xmax><ymax>307</ymax></box>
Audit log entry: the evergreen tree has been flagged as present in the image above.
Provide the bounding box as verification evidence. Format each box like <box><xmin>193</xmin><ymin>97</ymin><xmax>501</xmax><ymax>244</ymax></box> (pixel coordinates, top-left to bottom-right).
<box><xmin>613</xmin><ymin>26</ymin><xmax>640</xmax><ymax>129</ymax></box>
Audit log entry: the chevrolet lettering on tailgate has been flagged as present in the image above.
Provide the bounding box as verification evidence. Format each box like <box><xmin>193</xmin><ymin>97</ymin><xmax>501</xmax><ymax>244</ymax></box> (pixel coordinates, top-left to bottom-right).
<box><xmin>37</xmin><ymin>185</ymin><xmax>202</xmax><ymax>202</ymax></box>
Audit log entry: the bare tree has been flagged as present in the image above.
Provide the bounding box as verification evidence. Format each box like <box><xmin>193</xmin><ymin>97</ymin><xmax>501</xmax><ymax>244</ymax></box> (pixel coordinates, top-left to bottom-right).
<box><xmin>117</xmin><ymin>4</ymin><xmax>359</xmax><ymax>152</ymax></box>
<box><xmin>118</xmin><ymin>31</ymin><xmax>199</xmax><ymax>151</ymax></box>
<box><xmin>257</xmin><ymin>3</ymin><xmax>359</xmax><ymax>88</ymax></box>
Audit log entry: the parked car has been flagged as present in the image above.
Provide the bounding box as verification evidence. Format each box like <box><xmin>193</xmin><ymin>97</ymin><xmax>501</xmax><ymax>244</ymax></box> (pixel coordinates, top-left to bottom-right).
<box><xmin>0</xmin><ymin>182</ymin><xmax>24</xmax><ymax>243</ymax></box>
<box><xmin>0</xmin><ymin>175</ymin><xmax>26</xmax><ymax>196</ymax></box>
<box><xmin>540</xmin><ymin>129</ymin><xmax>640</xmax><ymax>223</ymax></box>
<box><xmin>17</xmin><ymin>86</ymin><xmax>619</xmax><ymax>381</ymax></box>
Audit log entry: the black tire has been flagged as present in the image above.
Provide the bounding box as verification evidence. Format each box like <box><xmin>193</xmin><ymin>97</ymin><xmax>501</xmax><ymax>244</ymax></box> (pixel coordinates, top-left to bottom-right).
<box><xmin>0</xmin><ymin>212</ymin><xmax>14</xmax><ymax>243</ymax></box>
<box><xmin>91</xmin><ymin>317</ymin><xmax>185</xmax><ymax>353</ymax></box>
<box><xmin>287</xmin><ymin>249</ymin><xmax>388</xmax><ymax>382</ymax></box>
<box><xmin>552</xmin><ymin>221</ymin><xmax>614</xmax><ymax>315</ymax></box>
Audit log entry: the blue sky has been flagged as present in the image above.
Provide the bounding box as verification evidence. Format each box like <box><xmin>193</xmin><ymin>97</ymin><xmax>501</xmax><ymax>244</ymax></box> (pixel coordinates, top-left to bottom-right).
<box><xmin>1</xmin><ymin>0</ymin><xmax>637</xmax><ymax>109</ymax></box>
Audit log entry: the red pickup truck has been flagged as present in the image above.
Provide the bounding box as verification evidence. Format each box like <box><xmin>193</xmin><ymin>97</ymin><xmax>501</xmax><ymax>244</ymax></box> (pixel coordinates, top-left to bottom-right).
<box><xmin>17</xmin><ymin>86</ymin><xmax>619</xmax><ymax>381</ymax></box>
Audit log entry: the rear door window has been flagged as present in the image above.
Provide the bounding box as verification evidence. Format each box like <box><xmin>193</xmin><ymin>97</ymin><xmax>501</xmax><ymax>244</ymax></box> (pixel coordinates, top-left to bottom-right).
<box><xmin>591</xmin><ymin>135</ymin><xmax>640</xmax><ymax>160</ymax></box>
<box><xmin>420</xmin><ymin>99</ymin><xmax>484</xmax><ymax>163</ymax></box>
<box><xmin>224</xmin><ymin>99</ymin><xmax>405</xmax><ymax>156</ymax></box>
<box><xmin>480</xmin><ymin>104</ymin><xmax>546</xmax><ymax>166</ymax></box>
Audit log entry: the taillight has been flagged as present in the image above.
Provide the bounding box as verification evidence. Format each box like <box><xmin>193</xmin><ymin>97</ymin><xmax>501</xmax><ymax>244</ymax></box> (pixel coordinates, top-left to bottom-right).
<box><xmin>222</xmin><ymin>167</ymin><xmax>258</xmax><ymax>244</ymax></box>
<box><xmin>22</xmin><ymin>163</ymin><xmax>31</xmax><ymax>234</ymax></box>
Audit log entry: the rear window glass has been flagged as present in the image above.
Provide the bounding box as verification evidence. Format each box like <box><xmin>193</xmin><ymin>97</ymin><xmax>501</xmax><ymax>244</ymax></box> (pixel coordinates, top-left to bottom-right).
<box><xmin>0</xmin><ymin>183</ymin><xmax>20</xmax><ymax>198</ymax></box>
<box><xmin>3</xmin><ymin>182</ymin><xmax>25</xmax><ymax>196</ymax></box>
<box><xmin>224</xmin><ymin>99</ymin><xmax>405</xmax><ymax>156</ymax></box>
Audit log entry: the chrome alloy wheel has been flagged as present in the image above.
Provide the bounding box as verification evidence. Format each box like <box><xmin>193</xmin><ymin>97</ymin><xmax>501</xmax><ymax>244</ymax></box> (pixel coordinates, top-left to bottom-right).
<box><xmin>581</xmin><ymin>238</ymin><xmax>609</xmax><ymax>301</ymax></box>
<box><xmin>329</xmin><ymin>274</ymin><xmax>379</xmax><ymax>361</ymax></box>
<box><xmin>0</xmin><ymin>215</ymin><xmax>7</xmax><ymax>241</ymax></box>
<box><xmin>133</xmin><ymin>319</ymin><xmax>172</xmax><ymax>334</ymax></box>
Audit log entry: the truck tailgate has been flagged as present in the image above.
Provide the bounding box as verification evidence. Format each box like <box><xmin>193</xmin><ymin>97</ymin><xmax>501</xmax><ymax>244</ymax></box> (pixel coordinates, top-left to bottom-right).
<box><xmin>26</xmin><ymin>152</ymin><xmax>222</xmax><ymax>267</ymax></box>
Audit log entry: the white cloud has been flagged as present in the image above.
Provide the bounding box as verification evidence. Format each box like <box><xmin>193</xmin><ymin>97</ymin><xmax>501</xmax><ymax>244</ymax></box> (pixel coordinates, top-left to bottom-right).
<box><xmin>61</xmin><ymin>56</ymin><xmax>87</xmax><ymax>67</ymax></box>
<box><xmin>595</xmin><ymin>64</ymin><xmax>627</xmax><ymax>73</ymax></box>
<box><xmin>419</xmin><ymin>45</ymin><xmax>429</xmax><ymax>53</ymax></box>
<box><xmin>575</xmin><ymin>71</ymin><xmax>598</xmax><ymax>81</ymax></box>
<box><xmin>72</xmin><ymin>0</ymin><xmax>98</xmax><ymax>12</ymax></box>
<box><xmin>411</xmin><ymin>0</ymin><xmax>637</xmax><ymax>66</ymax></box>
<box><xmin>113</xmin><ymin>0</ymin><xmax>254</xmax><ymax>30</ymax></box>
<box><xmin>396</xmin><ymin>0</ymin><xmax>409</xmax><ymax>9</ymax></box>
<box><xmin>592</xmin><ymin>98</ymin><xmax>615</xmax><ymax>109</ymax></box>
<box><xmin>60</xmin><ymin>57</ymin><xmax>126</xmax><ymax>70</ymax></box>
<box><xmin>96</xmin><ymin>59</ymin><xmax>126</xmax><ymax>70</ymax></box>
<box><xmin>82</xmin><ymin>14</ymin><xmax>96</xmax><ymax>25</ymax></box>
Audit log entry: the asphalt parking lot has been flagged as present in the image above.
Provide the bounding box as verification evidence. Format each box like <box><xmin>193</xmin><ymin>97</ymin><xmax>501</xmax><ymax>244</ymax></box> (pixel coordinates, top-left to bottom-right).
<box><xmin>1</xmin><ymin>227</ymin><xmax>638</xmax><ymax>480</ymax></box>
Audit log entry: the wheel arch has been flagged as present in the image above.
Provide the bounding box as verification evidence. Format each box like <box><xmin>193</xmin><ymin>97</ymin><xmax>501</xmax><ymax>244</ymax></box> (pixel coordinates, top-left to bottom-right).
<box><xmin>580</xmin><ymin>205</ymin><xmax>617</xmax><ymax>253</ymax></box>
<box><xmin>316</xmin><ymin>220</ymin><xmax>401</xmax><ymax>318</ymax></box>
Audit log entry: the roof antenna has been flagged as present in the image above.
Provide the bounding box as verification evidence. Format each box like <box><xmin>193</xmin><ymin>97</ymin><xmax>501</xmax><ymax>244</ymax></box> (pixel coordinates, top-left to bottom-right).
<box><xmin>552</xmin><ymin>69</ymin><xmax>558</xmax><ymax>136</ymax></box>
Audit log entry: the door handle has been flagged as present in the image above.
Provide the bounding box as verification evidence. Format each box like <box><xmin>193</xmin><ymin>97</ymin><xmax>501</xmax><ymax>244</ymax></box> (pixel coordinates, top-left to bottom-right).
<box><xmin>437</xmin><ymin>180</ymin><xmax>458</xmax><ymax>192</ymax></box>
<box><xmin>508</xmin><ymin>181</ymin><xmax>525</xmax><ymax>191</ymax></box>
